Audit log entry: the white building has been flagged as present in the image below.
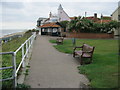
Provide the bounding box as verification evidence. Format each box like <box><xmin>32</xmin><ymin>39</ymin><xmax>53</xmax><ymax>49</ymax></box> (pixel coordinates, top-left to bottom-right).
<box><xmin>111</xmin><ymin>4</ymin><xmax>120</xmax><ymax>38</ymax></box>
<box><xmin>58</xmin><ymin>4</ymin><xmax>71</xmax><ymax>22</ymax></box>
<box><xmin>111</xmin><ymin>7</ymin><xmax>120</xmax><ymax>22</ymax></box>
<box><xmin>37</xmin><ymin>4</ymin><xmax>70</xmax><ymax>27</ymax></box>
<box><xmin>36</xmin><ymin>4</ymin><xmax>71</xmax><ymax>35</ymax></box>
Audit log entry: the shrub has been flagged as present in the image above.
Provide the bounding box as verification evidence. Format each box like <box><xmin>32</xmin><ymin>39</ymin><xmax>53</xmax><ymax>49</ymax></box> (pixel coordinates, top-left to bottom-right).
<box><xmin>66</xmin><ymin>16</ymin><xmax>119</xmax><ymax>33</ymax></box>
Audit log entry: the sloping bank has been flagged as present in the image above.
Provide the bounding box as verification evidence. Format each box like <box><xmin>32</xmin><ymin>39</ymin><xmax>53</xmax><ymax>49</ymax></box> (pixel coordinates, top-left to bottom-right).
<box><xmin>1</xmin><ymin>30</ymin><xmax>36</xmax><ymax>88</ymax></box>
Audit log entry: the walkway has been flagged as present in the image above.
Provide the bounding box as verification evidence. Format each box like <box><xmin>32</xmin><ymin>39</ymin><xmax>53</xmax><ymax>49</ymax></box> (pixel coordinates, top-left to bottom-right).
<box><xmin>24</xmin><ymin>35</ymin><xmax>89</xmax><ymax>88</ymax></box>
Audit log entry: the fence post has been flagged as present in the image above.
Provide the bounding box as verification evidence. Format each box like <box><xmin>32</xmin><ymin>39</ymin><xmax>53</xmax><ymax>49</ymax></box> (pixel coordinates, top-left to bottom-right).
<box><xmin>30</xmin><ymin>36</ymin><xmax>33</xmax><ymax>51</ymax></box>
<box><xmin>31</xmin><ymin>34</ymin><xmax>34</xmax><ymax>45</ymax></box>
<box><xmin>30</xmin><ymin>38</ymin><xmax>32</xmax><ymax>51</ymax></box>
<box><xmin>26</xmin><ymin>42</ymin><xmax>28</xmax><ymax>58</ymax></box>
<box><xmin>22</xmin><ymin>45</ymin><xmax>25</xmax><ymax>67</ymax></box>
<box><xmin>12</xmin><ymin>52</ymin><xmax>17</xmax><ymax>88</ymax></box>
<box><xmin>29</xmin><ymin>40</ymin><xmax>30</xmax><ymax>49</ymax></box>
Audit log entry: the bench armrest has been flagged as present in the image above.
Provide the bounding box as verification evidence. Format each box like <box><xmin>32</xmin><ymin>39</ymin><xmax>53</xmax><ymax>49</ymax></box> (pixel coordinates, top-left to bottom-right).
<box><xmin>73</xmin><ymin>46</ymin><xmax>83</xmax><ymax>51</ymax></box>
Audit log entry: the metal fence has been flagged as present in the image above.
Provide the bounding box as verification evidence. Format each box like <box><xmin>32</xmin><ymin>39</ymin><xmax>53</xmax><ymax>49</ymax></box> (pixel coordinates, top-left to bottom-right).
<box><xmin>0</xmin><ymin>32</ymin><xmax>36</xmax><ymax>88</ymax></box>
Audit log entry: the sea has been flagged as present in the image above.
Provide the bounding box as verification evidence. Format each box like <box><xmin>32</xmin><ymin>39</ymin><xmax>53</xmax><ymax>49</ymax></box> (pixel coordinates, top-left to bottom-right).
<box><xmin>0</xmin><ymin>29</ymin><xmax>28</xmax><ymax>38</ymax></box>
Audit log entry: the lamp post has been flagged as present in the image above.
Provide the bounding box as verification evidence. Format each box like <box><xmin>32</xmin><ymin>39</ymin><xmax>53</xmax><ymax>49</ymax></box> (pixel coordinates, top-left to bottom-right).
<box><xmin>72</xmin><ymin>37</ymin><xmax>76</xmax><ymax>47</ymax></box>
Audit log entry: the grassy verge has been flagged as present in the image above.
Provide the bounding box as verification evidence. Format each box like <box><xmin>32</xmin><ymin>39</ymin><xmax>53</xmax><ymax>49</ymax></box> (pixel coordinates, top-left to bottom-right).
<box><xmin>49</xmin><ymin>39</ymin><xmax>119</xmax><ymax>88</ymax></box>
<box><xmin>1</xmin><ymin>32</ymin><xmax>32</xmax><ymax>88</ymax></box>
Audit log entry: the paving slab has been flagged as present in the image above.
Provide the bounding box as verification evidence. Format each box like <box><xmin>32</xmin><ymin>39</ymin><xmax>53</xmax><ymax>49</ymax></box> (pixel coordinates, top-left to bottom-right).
<box><xmin>24</xmin><ymin>35</ymin><xmax>89</xmax><ymax>88</ymax></box>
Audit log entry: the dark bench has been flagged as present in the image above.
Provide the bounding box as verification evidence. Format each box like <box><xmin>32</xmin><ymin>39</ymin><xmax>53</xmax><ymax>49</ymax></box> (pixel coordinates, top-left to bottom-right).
<box><xmin>56</xmin><ymin>37</ymin><xmax>64</xmax><ymax>44</ymax></box>
<box><xmin>73</xmin><ymin>44</ymin><xmax>95</xmax><ymax>65</ymax></box>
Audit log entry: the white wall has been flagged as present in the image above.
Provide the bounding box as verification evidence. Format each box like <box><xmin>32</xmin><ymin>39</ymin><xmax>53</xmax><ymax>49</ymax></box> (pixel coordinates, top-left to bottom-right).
<box><xmin>111</xmin><ymin>7</ymin><xmax>120</xmax><ymax>38</ymax></box>
<box><xmin>58</xmin><ymin>9</ymin><xmax>70</xmax><ymax>21</ymax></box>
<box><xmin>112</xmin><ymin>7</ymin><xmax>120</xmax><ymax>22</ymax></box>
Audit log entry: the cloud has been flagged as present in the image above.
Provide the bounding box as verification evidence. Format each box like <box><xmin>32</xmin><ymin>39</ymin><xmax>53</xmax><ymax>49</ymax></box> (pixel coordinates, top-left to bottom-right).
<box><xmin>0</xmin><ymin>1</ymin><xmax>119</xmax><ymax>29</ymax></box>
<box><xmin>1</xmin><ymin>22</ymin><xmax>36</xmax><ymax>29</ymax></box>
<box><xmin>1</xmin><ymin>2</ymin><xmax>24</xmax><ymax>9</ymax></box>
<box><xmin>1</xmin><ymin>0</ymin><xmax>120</xmax><ymax>2</ymax></box>
<box><xmin>60</xmin><ymin>2</ymin><xmax>118</xmax><ymax>17</ymax></box>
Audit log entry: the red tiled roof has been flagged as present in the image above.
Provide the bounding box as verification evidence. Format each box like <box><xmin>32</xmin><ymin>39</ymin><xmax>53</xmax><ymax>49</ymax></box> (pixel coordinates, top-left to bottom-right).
<box><xmin>85</xmin><ymin>16</ymin><xmax>111</xmax><ymax>23</ymax></box>
<box><xmin>85</xmin><ymin>16</ymin><xmax>100</xmax><ymax>22</ymax></box>
<box><xmin>96</xmin><ymin>20</ymin><xmax>112</xmax><ymax>23</ymax></box>
<box><xmin>40</xmin><ymin>23</ymin><xmax>60</xmax><ymax>28</ymax></box>
<box><xmin>85</xmin><ymin>16</ymin><xmax>94</xmax><ymax>19</ymax></box>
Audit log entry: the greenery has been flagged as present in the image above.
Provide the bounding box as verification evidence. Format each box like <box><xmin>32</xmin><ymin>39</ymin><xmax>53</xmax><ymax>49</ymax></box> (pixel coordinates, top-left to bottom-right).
<box><xmin>24</xmin><ymin>69</ymin><xmax>29</xmax><ymax>75</ymax></box>
<box><xmin>59</xmin><ymin>21</ymin><xmax>69</xmax><ymax>32</ymax></box>
<box><xmin>102</xmin><ymin>17</ymin><xmax>111</xmax><ymax>20</ymax></box>
<box><xmin>17</xmin><ymin>84</ymin><xmax>31</xmax><ymax>88</ymax></box>
<box><xmin>25</xmin><ymin>29</ymin><xmax>39</xmax><ymax>34</ymax></box>
<box><xmin>49</xmin><ymin>39</ymin><xmax>119</xmax><ymax>88</ymax></box>
<box><xmin>1</xmin><ymin>31</ymin><xmax>32</xmax><ymax>88</ymax></box>
<box><xmin>60</xmin><ymin>16</ymin><xmax>119</xmax><ymax>33</ymax></box>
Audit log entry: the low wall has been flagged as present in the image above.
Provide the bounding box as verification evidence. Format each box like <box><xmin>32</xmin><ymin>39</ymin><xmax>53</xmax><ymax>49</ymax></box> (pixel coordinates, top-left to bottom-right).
<box><xmin>66</xmin><ymin>32</ymin><xmax>114</xmax><ymax>39</ymax></box>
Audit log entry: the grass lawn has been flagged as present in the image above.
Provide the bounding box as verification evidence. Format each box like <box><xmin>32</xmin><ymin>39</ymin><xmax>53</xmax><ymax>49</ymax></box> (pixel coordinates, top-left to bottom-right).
<box><xmin>49</xmin><ymin>38</ymin><xmax>119</xmax><ymax>88</ymax></box>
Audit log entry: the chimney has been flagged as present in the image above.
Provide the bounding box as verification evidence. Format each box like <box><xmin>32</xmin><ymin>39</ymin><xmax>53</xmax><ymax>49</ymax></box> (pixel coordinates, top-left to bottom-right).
<box><xmin>85</xmin><ymin>12</ymin><xmax>87</xmax><ymax>17</ymax></box>
<box><xmin>49</xmin><ymin>12</ymin><xmax>52</xmax><ymax>18</ymax></box>
<box><xmin>94</xmin><ymin>13</ymin><xmax>97</xmax><ymax>19</ymax></box>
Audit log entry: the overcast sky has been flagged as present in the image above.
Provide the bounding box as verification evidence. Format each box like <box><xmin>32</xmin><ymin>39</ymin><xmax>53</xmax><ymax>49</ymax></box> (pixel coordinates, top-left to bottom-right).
<box><xmin>0</xmin><ymin>0</ymin><xmax>120</xmax><ymax>29</ymax></box>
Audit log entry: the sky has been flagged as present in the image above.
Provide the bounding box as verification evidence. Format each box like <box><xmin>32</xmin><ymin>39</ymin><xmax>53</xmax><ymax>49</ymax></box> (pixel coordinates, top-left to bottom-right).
<box><xmin>0</xmin><ymin>0</ymin><xmax>120</xmax><ymax>29</ymax></box>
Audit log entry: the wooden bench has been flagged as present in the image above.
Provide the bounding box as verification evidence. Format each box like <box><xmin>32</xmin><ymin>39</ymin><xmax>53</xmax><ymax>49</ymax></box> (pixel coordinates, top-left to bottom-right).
<box><xmin>56</xmin><ymin>37</ymin><xmax>64</xmax><ymax>44</ymax></box>
<box><xmin>73</xmin><ymin>44</ymin><xmax>95</xmax><ymax>65</ymax></box>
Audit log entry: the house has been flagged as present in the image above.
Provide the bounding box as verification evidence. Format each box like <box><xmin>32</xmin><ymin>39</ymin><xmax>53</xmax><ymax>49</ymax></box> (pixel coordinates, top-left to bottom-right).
<box><xmin>36</xmin><ymin>4</ymin><xmax>71</xmax><ymax>36</ymax></box>
<box><xmin>85</xmin><ymin>13</ymin><xmax>112</xmax><ymax>23</ymax></box>
<box><xmin>111</xmin><ymin>6</ymin><xmax>120</xmax><ymax>22</ymax></box>
<box><xmin>40</xmin><ymin>22</ymin><xmax>61</xmax><ymax>36</ymax></box>
<box><xmin>111</xmin><ymin>4</ymin><xmax>120</xmax><ymax>38</ymax></box>
<box><xmin>36</xmin><ymin>18</ymin><xmax>47</xmax><ymax>30</ymax></box>
<box><xmin>85</xmin><ymin>13</ymin><xmax>100</xmax><ymax>22</ymax></box>
<box><xmin>37</xmin><ymin>4</ymin><xmax>71</xmax><ymax>26</ymax></box>
<box><xmin>58</xmin><ymin>4</ymin><xmax>71</xmax><ymax>22</ymax></box>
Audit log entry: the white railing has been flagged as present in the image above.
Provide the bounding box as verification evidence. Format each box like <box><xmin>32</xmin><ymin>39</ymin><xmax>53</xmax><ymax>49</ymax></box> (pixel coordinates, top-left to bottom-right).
<box><xmin>0</xmin><ymin>32</ymin><xmax>36</xmax><ymax>88</ymax></box>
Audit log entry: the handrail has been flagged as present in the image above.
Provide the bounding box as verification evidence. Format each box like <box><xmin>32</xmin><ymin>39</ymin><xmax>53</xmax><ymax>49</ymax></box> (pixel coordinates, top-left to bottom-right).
<box><xmin>15</xmin><ymin>32</ymin><xmax>36</xmax><ymax>74</ymax></box>
<box><xmin>0</xmin><ymin>52</ymin><xmax>14</xmax><ymax>55</ymax></box>
<box><xmin>15</xmin><ymin>33</ymin><xmax>36</xmax><ymax>54</ymax></box>
<box><xmin>0</xmin><ymin>32</ymin><xmax>36</xmax><ymax>88</ymax></box>
<box><xmin>0</xmin><ymin>66</ymin><xmax>13</xmax><ymax>70</ymax></box>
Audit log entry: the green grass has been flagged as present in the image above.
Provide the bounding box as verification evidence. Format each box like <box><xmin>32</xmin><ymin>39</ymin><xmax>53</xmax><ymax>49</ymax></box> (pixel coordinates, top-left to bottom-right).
<box><xmin>49</xmin><ymin>39</ymin><xmax>119</xmax><ymax>88</ymax></box>
<box><xmin>1</xmin><ymin>33</ymin><xmax>32</xmax><ymax>88</ymax></box>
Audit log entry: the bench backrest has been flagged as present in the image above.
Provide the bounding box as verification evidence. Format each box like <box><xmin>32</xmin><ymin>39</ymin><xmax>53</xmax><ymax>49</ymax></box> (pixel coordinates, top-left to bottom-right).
<box><xmin>82</xmin><ymin>44</ymin><xmax>95</xmax><ymax>53</ymax></box>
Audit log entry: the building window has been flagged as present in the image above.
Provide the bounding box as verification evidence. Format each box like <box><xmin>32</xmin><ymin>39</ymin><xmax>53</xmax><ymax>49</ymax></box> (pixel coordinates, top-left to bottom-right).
<box><xmin>42</xmin><ymin>29</ymin><xmax>44</xmax><ymax>32</ymax></box>
<box><xmin>48</xmin><ymin>29</ymin><xmax>50</xmax><ymax>32</ymax></box>
<box><xmin>53</xmin><ymin>28</ymin><xmax>57</xmax><ymax>32</ymax></box>
<box><xmin>118</xmin><ymin>15</ymin><xmax>120</xmax><ymax>21</ymax></box>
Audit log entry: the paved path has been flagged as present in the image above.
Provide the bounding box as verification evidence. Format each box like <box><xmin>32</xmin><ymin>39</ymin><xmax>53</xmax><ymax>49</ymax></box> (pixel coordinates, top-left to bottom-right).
<box><xmin>24</xmin><ymin>35</ymin><xmax>89</xmax><ymax>88</ymax></box>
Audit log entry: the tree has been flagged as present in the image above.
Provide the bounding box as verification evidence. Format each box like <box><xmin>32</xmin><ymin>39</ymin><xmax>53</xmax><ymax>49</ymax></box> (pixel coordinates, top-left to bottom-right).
<box><xmin>67</xmin><ymin>19</ymin><xmax>78</xmax><ymax>32</ymax></box>
<box><xmin>59</xmin><ymin>21</ymin><xmax>69</xmax><ymax>32</ymax></box>
<box><xmin>67</xmin><ymin>16</ymin><xmax>82</xmax><ymax>32</ymax></box>
<box><xmin>67</xmin><ymin>16</ymin><xmax>120</xmax><ymax>33</ymax></box>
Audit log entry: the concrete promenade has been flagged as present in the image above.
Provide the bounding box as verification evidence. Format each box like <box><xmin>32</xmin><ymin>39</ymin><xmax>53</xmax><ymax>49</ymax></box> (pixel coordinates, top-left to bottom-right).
<box><xmin>24</xmin><ymin>35</ymin><xmax>89</xmax><ymax>88</ymax></box>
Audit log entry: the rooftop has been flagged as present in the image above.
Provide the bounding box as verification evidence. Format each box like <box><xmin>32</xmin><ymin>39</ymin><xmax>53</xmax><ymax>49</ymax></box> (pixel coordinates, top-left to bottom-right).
<box><xmin>40</xmin><ymin>22</ymin><xmax>60</xmax><ymax>28</ymax></box>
